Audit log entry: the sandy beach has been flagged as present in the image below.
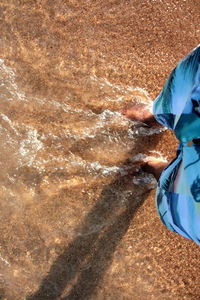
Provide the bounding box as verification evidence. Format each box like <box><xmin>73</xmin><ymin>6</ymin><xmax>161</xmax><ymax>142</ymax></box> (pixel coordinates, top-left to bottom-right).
<box><xmin>0</xmin><ymin>0</ymin><xmax>200</xmax><ymax>299</ymax></box>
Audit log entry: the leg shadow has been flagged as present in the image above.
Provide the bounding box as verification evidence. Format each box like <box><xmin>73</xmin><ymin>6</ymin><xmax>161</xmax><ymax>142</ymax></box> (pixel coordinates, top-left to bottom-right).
<box><xmin>27</xmin><ymin>172</ymin><xmax>152</xmax><ymax>300</ymax></box>
<box><xmin>27</xmin><ymin>124</ymin><xmax>167</xmax><ymax>299</ymax></box>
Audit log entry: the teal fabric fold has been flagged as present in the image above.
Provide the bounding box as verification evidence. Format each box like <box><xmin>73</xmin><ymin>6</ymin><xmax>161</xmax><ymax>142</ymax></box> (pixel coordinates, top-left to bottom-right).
<box><xmin>153</xmin><ymin>45</ymin><xmax>200</xmax><ymax>245</ymax></box>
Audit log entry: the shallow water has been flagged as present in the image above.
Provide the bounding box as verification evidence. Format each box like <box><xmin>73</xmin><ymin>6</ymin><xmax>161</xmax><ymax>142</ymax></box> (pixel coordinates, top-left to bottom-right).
<box><xmin>0</xmin><ymin>56</ymin><xmax>163</xmax><ymax>298</ymax></box>
<box><xmin>0</xmin><ymin>0</ymin><xmax>200</xmax><ymax>299</ymax></box>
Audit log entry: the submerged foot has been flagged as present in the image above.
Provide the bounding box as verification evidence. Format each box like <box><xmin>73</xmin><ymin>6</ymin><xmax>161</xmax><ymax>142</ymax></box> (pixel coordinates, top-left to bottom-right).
<box><xmin>141</xmin><ymin>158</ymin><xmax>168</xmax><ymax>181</ymax></box>
<box><xmin>122</xmin><ymin>103</ymin><xmax>158</xmax><ymax>127</ymax></box>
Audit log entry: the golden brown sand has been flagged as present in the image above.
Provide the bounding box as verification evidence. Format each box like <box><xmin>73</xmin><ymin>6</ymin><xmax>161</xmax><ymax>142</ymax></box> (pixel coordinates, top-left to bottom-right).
<box><xmin>0</xmin><ymin>0</ymin><xmax>200</xmax><ymax>299</ymax></box>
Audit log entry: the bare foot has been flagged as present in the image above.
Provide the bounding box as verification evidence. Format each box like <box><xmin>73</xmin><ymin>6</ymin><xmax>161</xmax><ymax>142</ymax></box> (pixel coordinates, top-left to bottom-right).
<box><xmin>141</xmin><ymin>158</ymin><xmax>168</xmax><ymax>181</ymax></box>
<box><xmin>122</xmin><ymin>103</ymin><xmax>158</xmax><ymax>126</ymax></box>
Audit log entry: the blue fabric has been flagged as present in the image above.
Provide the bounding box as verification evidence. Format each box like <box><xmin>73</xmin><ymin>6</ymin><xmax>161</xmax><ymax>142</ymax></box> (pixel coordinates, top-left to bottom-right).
<box><xmin>153</xmin><ymin>45</ymin><xmax>200</xmax><ymax>245</ymax></box>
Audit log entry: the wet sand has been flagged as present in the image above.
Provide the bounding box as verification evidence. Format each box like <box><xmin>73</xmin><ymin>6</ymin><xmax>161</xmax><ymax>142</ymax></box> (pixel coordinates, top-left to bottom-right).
<box><xmin>1</xmin><ymin>0</ymin><xmax>200</xmax><ymax>299</ymax></box>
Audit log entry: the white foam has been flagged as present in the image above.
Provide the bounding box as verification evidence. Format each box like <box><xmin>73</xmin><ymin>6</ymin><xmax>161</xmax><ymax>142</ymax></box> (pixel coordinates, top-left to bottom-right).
<box><xmin>90</xmin><ymin>75</ymin><xmax>153</xmax><ymax>104</ymax></box>
<box><xmin>0</xmin><ymin>254</ymin><xmax>9</xmax><ymax>265</ymax></box>
<box><xmin>49</xmin><ymin>100</ymin><xmax>95</xmax><ymax>116</ymax></box>
<box><xmin>0</xmin><ymin>59</ymin><xmax>27</xmax><ymax>102</ymax></box>
<box><xmin>19</xmin><ymin>127</ymin><xmax>43</xmax><ymax>166</ymax></box>
<box><xmin>0</xmin><ymin>113</ymin><xmax>19</xmax><ymax>136</ymax></box>
<box><xmin>128</xmin><ymin>125</ymin><xmax>166</xmax><ymax>137</ymax></box>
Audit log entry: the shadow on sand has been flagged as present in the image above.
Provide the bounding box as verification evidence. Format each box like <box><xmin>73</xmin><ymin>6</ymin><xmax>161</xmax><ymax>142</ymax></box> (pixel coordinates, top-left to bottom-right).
<box><xmin>27</xmin><ymin>131</ymin><xmax>164</xmax><ymax>300</ymax></box>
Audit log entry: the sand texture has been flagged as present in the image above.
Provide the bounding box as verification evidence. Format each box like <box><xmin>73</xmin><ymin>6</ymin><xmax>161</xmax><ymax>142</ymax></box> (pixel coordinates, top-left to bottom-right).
<box><xmin>0</xmin><ymin>0</ymin><xmax>200</xmax><ymax>299</ymax></box>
